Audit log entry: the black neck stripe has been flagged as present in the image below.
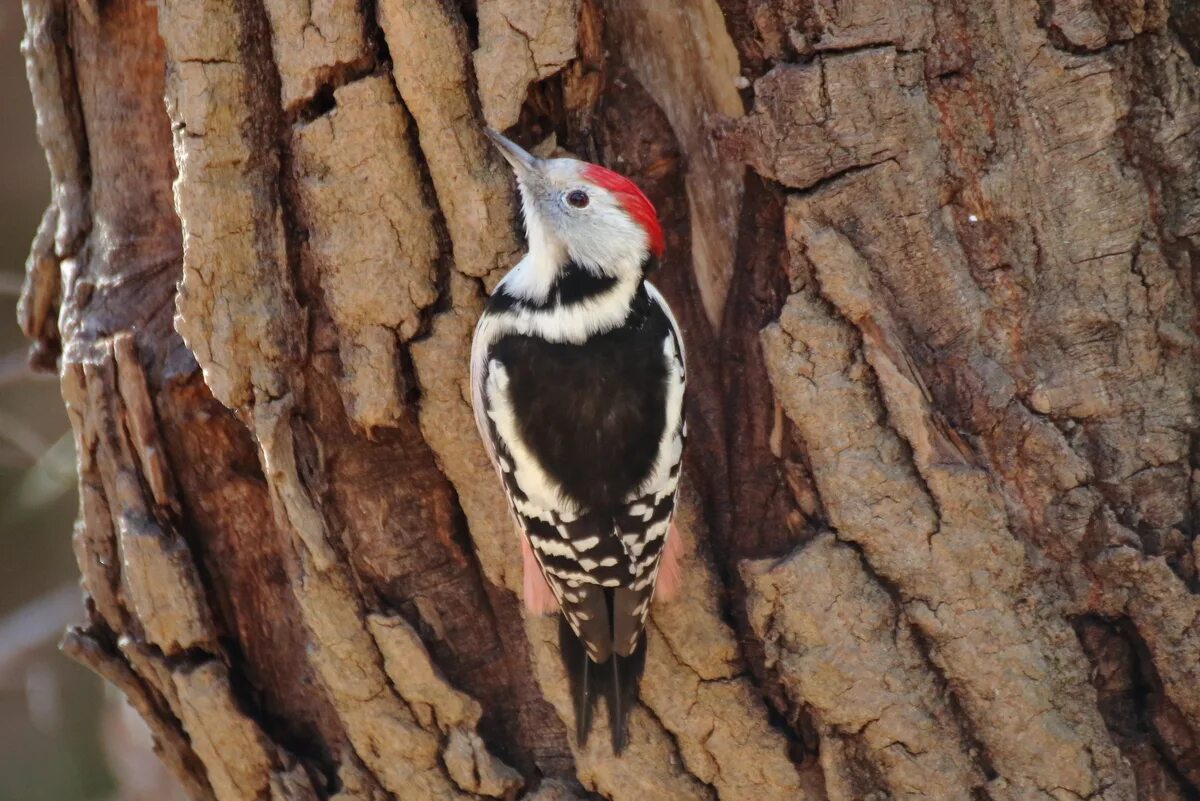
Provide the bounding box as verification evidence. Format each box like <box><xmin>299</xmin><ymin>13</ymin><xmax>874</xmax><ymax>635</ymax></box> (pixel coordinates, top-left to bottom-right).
<box><xmin>550</xmin><ymin>262</ymin><xmax>619</xmax><ymax>306</ymax></box>
<box><xmin>490</xmin><ymin>261</ymin><xmax>622</xmax><ymax>313</ymax></box>
<box><xmin>487</xmin><ymin>255</ymin><xmax>661</xmax><ymax>315</ymax></box>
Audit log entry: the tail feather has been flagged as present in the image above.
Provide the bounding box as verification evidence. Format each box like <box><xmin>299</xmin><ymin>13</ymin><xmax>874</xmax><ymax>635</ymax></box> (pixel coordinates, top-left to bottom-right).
<box><xmin>605</xmin><ymin>633</ymin><xmax>646</xmax><ymax>753</ymax></box>
<box><xmin>559</xmin><ymin>613</ymin><xmax>647</xmax><ymax>753</ymax></box>
<box><xmin>559</xmin><ymin>616</ymin><xmax>595</xmax><ymax>744</ymax></box>
<box><xmin>610</xmin><ymin>644</ymin><xmax>623</xmax><ymax>753</ymax></box>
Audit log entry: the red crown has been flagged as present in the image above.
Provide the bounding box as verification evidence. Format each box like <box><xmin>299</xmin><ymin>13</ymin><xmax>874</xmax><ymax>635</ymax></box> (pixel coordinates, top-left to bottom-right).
<box><xmin>581</xmin><ymin>163</ymin><xmax>664</xmax><ymax>258</ymax></box>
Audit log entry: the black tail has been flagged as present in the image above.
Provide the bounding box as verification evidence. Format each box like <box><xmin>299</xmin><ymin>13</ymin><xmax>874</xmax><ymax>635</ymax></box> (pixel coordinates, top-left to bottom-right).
<box><xmin>606</xmin><ymin>632</ymin><xmax>647</xmax><ymax>753</ymax></box>
<box><xmin>559</xmin><ymin>616</ymin><xmax>594</xmax><ymax>743</ymax></box>
<box><xmin>558</xmin><ymin>615</ymin><xmax>647</xmax><ymax>753</ymax></box>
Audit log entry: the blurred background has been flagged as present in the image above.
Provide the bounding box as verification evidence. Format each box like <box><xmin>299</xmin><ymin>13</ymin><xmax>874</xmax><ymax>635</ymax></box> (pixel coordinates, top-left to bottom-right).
<box><xmin>0</xmin><ymin>6</ymin><xmax>114</xmax><ymax>801</ymax></box>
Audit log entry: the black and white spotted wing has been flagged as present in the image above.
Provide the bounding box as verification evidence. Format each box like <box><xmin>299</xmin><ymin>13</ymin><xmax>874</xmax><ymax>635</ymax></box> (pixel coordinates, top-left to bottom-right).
<box><xmin>470</xmin><ymin>278</ymin><xmax>686</xmax><ymax>662</ymax></box>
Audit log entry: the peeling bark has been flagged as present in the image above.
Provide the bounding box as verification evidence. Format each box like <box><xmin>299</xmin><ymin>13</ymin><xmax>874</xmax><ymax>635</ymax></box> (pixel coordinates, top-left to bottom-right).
<box><xmin>16</xmin><ymin>0</ymin><xmax>1200</xmax><ymax>799</ymax></box>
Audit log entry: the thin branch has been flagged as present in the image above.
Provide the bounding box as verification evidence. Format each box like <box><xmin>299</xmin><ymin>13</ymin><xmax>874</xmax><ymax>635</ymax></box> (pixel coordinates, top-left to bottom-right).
<box><xmin>0</xmin><ymin>409</ymin><xmax>51</xmax><ymax>463</ymax></box>
<box><xmin>0</xmin><ymin>349</ymin><xmax>58</xmax><ymax>388</ymax></box>
<box><xmin>0</xmin><ymin>273</ymin><xmax>25</xmax><ymax>296</ymax></box>
<box><xmin>0</xmin><ymin>584</ymin><xmax>82</xmax><ymax>684</ymax></box>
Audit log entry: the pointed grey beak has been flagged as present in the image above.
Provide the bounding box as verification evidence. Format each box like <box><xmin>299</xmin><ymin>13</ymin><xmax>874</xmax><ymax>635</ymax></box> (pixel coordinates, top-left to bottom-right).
<box><xmin>484</xmin><ymin>128</ymin><xmax>538</xmax><ymax>176</ymax></box>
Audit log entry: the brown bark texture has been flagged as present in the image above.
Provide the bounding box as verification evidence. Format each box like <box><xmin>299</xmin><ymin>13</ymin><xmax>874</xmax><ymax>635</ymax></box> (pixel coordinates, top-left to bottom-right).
<box><xmin>15</xmin><ymin>0</ymin><xmax>1200</xmax><ymax>798</ymax></box>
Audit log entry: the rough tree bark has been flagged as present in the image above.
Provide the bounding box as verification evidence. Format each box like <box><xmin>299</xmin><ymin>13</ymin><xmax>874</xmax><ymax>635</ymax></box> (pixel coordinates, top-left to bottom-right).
<box><xmin>16</xmin><ymin>0</ymin><xmax>1200</xmax><ymax>798</ymax></box>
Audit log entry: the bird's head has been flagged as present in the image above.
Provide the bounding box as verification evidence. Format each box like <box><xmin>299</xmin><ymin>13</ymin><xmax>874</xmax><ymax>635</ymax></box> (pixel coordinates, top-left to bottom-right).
<box><xmin>486</xmin><ymin>129</ymin><xmax>663</xmax><ymax>279</ymax></box>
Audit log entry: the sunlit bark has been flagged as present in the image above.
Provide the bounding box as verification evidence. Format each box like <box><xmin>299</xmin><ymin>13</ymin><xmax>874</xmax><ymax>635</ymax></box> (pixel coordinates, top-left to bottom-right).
<box><xmin>19</xmin><ymin>0</ymin><xmax>1200</xmax><ymax>798</ymax></box>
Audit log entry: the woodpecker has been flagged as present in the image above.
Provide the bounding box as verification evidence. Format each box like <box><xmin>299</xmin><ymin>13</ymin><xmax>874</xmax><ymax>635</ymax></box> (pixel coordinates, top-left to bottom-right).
<box><xmin>471</xmin><ymin>129</ymin><xmax>686</xmax><ymax>753</ymax></box>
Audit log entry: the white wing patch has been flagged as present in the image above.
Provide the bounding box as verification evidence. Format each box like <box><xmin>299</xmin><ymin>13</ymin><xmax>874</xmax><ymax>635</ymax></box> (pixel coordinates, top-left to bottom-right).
<box><xmin>484</xmin><ymin>360</ymin><xmax>580</xmax><ymax>519</ymax></box>
<box><xmin>629</xmin><ymin>284</ymin><xmax>686</xmax><ymax>505</ymax></box>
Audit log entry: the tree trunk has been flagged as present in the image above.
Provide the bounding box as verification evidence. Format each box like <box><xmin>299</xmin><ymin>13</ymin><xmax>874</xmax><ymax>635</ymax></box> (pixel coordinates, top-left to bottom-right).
<box><xmin>17</xmin><ymin>0</ymin><xmax>1200</xmax><ymax>798</ymax></box>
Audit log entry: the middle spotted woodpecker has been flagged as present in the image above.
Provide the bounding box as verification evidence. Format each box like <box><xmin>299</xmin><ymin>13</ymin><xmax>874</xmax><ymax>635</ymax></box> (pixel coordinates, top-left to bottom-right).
<box><xmin>471</xmin><ymin>129</ymin><xmax>686</xmax><ymax>753</ymax></box>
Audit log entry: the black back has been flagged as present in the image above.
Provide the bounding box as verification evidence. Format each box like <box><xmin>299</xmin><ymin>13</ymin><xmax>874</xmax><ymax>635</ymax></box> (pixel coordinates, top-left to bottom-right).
<box><xmin>486</xmin><ymin>283</ymin><xmax>671</xmax><ymax>512</ymax></box>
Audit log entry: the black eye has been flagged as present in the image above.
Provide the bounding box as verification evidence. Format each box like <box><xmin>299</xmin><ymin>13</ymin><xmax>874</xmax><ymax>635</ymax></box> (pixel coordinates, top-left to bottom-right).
<box><xmin>566</xmin><ymin>189</ymin><xmax>590</xmax><ymax>208</ymax></box>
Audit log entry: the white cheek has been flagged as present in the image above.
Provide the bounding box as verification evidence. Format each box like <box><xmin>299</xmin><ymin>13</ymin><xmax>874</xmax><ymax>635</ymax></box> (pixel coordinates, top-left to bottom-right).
<box><xmin>565</xmin><ymin>206</ymin><xmax>649</xmax><ymax>273</ymax></box>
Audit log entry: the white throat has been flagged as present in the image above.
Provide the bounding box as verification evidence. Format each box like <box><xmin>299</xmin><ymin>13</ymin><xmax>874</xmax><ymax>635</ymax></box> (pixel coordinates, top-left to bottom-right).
<box><xmin>504</xmin><ymin>209</ymin><xmax>569</xmax><ymax>304</ymax></box>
